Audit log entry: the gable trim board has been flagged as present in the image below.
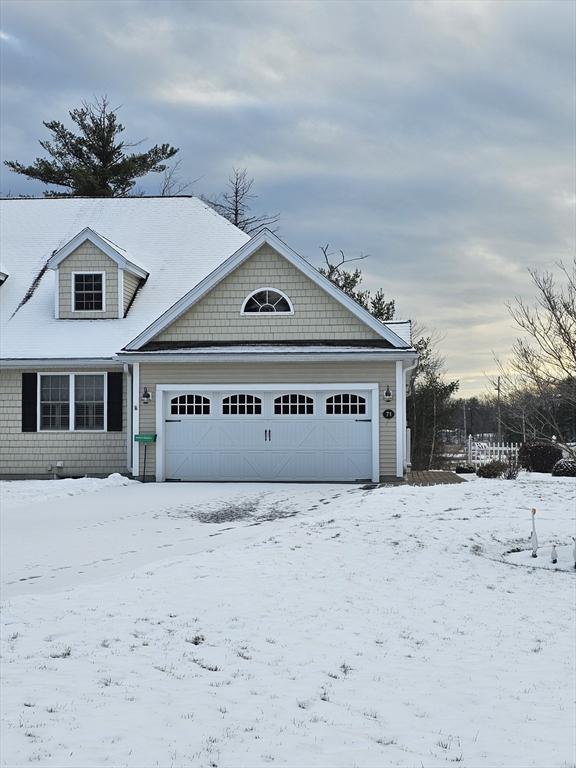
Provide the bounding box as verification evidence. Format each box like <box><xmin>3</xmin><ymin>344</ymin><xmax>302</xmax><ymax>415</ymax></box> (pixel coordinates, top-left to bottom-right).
<box><xmin>125</xmin><ymin>230</ymin><xmax>411</xmax><ymax>352</ymax></box>
<box><xmin>47</xmin><ymin>227</ymin><xmax>149</xmax><ymax>279</ymax></box>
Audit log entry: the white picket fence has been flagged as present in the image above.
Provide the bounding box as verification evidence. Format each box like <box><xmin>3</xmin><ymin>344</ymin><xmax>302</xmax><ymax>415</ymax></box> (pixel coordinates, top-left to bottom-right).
<box><xmin>467</xmin><ymin>437</ymin><xmax>520</xmax><ymax>467</ymax></box>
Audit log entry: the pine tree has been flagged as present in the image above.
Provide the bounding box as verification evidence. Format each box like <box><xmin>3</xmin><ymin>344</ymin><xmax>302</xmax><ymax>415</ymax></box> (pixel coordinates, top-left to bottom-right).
<box><xmin>317</xmin><ymin>245</ymin><xmax>395</xmax><ymax>321</ymax></box>
<box><xmin>4</xmin><ymin>97</ymin><xmax>179</xmax><ymax>197</ymax></box>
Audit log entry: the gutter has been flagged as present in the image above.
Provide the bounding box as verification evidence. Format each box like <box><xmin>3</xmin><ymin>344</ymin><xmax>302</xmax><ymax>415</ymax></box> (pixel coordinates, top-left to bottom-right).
<box><xmin>402</xmin><ymin>358</ymin><xmax>419</xmax><ymax>471</ymax></box>
<box><xmin>0</xmin><ymin>357</ymin><xmax>123</xmax><ymax>369</ymax></box>
<box><xmin>116</xmin><ymin>351</ymin><xmax>419</xmax><ymax>364</ymax></box>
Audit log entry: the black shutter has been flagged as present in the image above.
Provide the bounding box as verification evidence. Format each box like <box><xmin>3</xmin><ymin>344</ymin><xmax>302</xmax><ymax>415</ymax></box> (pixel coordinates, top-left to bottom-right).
<box><xmin>107</xmin><ymin>372</ymin><xmax>123</xmax><ymax>432</ymax></box>
<box><xmin>22</xmin><ymin>372</ymin><xmax>38</xmax><ymax>432</ymax></box>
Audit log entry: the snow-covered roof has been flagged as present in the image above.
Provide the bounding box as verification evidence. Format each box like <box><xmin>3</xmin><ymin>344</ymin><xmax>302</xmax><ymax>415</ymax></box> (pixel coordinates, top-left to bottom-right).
<box><xmin>383</xmin><ymin>320</ymin><xmax>411</xmax><ymax>345</ymax></box>
<box><xmin>0</xmin><ymin>197</ymin><xmax>413</xmax><ymax>362</ymax></box>
<box><xmin>47</xmin><ymin>227</ymin><xmax>148</xmax><ymax>279</ymax></box>
<box><xmin>0</xmin><ymin>197</ymin><xmax>250</xmax><ymax>360</ymax></box>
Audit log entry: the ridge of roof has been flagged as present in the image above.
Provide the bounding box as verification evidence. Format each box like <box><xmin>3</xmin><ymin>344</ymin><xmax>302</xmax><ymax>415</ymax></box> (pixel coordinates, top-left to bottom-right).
<box><xmin>0</xmin><ymin>194</ymin><xmax>196</xmax><ymax>201</ymax></box>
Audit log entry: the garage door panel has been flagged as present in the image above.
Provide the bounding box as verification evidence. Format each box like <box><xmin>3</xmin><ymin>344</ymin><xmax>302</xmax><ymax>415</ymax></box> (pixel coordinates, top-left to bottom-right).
<box><xmin>219</xmin><ymin>421</ymin><xmax>268</xmax><ymax>450</ymax></box>
<box><xmin>163</xmin><ymin>388</ymin><xmax>374</xmax><ymax>482</ymax></box>
<box><xmin>165</xmin><ymin>422</ymin><xmax>217</xmax><ymax>451</ymax></box>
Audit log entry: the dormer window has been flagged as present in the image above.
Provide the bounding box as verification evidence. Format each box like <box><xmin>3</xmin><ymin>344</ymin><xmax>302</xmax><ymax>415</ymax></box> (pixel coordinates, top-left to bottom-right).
<box><xmin>241</xmin><ymin>288</ymin><xmax>293</xmax><ymax>314</ymax></box>
<box><xmin>73</xmin><ymin>272</ymin><xmax>104</xmax><ymax>312</ymax></box>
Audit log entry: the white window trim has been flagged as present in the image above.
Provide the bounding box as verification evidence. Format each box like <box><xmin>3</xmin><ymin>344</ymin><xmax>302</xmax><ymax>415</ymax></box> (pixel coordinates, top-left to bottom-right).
<box><xmin>71</xmin><ymin>271</ymin><xmax>106</xmax><ymax>313</ymax></box>
<box><xmin>273</xmin><ymin>392</ymin><xmax>315</xmax><ymax>416</ymax></box>
<box><xmin>221</xmin><ymin>394</ymin><xmax>263</xmax><ymax>417</ymax></box>
<box><xmin>325</xmin><ymin>392</ymin><xmax>368</xmax><ymax>416</ymax></box>
<box><xmin>169</xmin><ymin>394</ymin><xmax>212</xmax><ymax>418</ymax></box>
<box><xmin>240</xmin><ymin>287</ymin><xmax>294</xmax><ymax>315</ymax></box>
<box><xmin>38</xmin><ymin>372</ymin><xmax>108</xmax><ymax>432</ymax></box>
<box><xmin>155</xmin><ymin>383</ymin><xmax>380</xmax><ymax>483</ymax></box>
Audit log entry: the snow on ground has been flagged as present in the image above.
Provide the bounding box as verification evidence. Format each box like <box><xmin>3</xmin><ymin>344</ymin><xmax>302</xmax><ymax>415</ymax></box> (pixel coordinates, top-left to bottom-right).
<box><xmin>1</xmin><ymin>473</ymin><xmax>575</xmax><ymax>768</ymax></box>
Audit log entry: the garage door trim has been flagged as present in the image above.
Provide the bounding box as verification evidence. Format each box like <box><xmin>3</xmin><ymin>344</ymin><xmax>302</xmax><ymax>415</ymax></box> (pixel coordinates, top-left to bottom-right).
<box><xmin>155</xmin><ymin>382</ymin><xmax>380</xmax><ymax>482</ymax></box>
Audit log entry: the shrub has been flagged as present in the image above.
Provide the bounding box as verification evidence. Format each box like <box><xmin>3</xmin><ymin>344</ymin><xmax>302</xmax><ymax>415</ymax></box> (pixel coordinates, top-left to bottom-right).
<box><xmin>502</xmin><ymin>459</ymin><xmax>520</xmax><ymax>480</ymax></box>
<box><xmin>455</xmin><ymin>465</ymin><xmax>476</xmax><ymax>474</ymax></box>
<box><xmin>551</xmin><ymin>458</ymin><xmax>576</xmax><ymax>477</ymax></box>
<box><xmin>476</xmin><ymin>460</ymin><xmax>508</xmax><ymax>479</ymax></box>
<box><xmin>518</xmin><ymin>441</ymin><xmax>563</xmax><ymax>473</ymax></box>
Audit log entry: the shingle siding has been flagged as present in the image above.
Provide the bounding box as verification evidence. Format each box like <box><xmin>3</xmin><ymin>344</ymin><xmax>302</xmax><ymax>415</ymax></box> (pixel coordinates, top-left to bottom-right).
<box><xmin>123</xmin><ymin>271</ymin><xmax>141</xmax><ymax>315</ymax></box>
<box><xmin>58</xmin><ymin>242</ymin><xmax>119</xmax><ymax>319</ymax></box>
<box><xmin>154</xmin><ymin>244</ymin><xmax>381</xmax><ymax>344</ymax></box>
<box><xmin>0</xmin><ymin>369</ymin><xmax>128</xmax><ymax>478</ymax></box>
<box><xmin>137</xmin><ymin>361</ymin><xmax>397</xmax><ymax>478</ymax></box>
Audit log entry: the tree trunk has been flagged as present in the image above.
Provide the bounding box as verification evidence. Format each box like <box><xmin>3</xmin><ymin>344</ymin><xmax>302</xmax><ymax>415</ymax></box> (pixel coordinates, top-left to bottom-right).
<box><xmin>428</xmin><ymin>392</ymin><xmax>437</xmax><ymax>469</ymax></box>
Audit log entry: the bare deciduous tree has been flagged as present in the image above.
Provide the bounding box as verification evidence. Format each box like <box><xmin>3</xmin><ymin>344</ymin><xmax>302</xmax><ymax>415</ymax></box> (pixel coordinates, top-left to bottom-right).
<box><xmin>497</xmin><ymin>259</ymin><xmax>576</xmax><ymax>458</ymax></box>
<box><xmin>206</xmin><ymin>168</ymin><xmax>279</xmax><ymax>234</ymax></box>
<box><xmin>159</xmin><ymin>159</ymin><xmax>198</xmax><ymax>196</ymax></box>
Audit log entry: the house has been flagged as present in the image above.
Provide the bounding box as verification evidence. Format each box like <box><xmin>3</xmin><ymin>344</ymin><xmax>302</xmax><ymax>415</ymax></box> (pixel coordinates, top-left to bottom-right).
<box><xmin>0</xmin><ymin>197</ymin><xmax>417</xmax><ymax>482</ymax></box>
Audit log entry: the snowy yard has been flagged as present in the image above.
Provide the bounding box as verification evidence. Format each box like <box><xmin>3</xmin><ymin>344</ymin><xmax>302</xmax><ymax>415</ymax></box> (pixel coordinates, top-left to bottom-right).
<box><xmin>1</xmin><ymin>474</ymin><xmax>574</xmax><ymax>768</ymax></box>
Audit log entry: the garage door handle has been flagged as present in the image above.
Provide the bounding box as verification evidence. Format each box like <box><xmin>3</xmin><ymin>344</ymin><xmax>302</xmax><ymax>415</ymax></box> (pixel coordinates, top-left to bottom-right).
<box><xmin>355</xmin><ymin>419</ymin><xmax>371</xmax><ymax>422</ymax></box>
<box><xmin>264</xmin><ymin>428</ymin><xmax>271</xmax><ymax>442</ymax></box>
<box><xmin>165</xmin><ymin>419</ymin><xmax>181</xmax><ymax>422</ymax></box>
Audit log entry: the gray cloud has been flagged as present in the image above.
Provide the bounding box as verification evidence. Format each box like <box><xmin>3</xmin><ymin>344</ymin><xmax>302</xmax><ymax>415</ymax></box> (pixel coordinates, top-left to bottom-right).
<box><xmin>1</xmin><ymin>0</ymin><xmax>573</xmax><ymax>395</ymax></box>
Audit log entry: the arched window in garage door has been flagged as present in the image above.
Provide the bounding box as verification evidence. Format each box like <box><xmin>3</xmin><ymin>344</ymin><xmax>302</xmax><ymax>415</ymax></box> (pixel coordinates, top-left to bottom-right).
<box><xmin>170</xmin><ymin>394</ymin><xmax>210</xmax><ymax>415</ymax></box>
<box><xmin>326</xmin><ymin>394</ymin><xmax>366</xmax><ymax>415</ymax></box>
<box><xmin>273</xmin><ymin>394</ymin><xmax>314</xmax><ymax>415</ymax></box>
<box><xmin>222</xmin><ymin>394</ymin><xmax>262</xmax><ymax>415</ymax></box>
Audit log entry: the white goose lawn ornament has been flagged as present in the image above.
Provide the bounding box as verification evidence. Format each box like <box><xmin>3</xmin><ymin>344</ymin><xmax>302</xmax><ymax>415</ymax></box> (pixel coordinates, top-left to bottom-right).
<box><xmin>530</xmin><ymin>508</ymin><xmax>538</xmax><ymax>558</ymax></box>
<box><xmin>551</xmin><ymin>545</ymin><xmax>558</xmax><ymax>565</ymax></box>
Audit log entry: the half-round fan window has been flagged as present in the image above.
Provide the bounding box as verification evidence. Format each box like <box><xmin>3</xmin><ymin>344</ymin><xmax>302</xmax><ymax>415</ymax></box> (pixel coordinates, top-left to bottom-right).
<box><xmin>242</xmin><ymin>288</ymin><xmax>293</xmax><ymax>314</ymax></box>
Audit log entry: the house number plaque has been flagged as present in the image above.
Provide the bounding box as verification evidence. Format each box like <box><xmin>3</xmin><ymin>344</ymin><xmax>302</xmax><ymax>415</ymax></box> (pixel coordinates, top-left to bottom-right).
<box><xmin>382</xmin><ymin>409</ymin><xmax>395</xmax><ymax>419</ymax></box>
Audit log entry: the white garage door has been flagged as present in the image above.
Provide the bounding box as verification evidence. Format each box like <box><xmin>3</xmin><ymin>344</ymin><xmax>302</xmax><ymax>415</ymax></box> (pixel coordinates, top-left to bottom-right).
<box><xmin>163</xmin><ymin>388</ymin><xmax>375</xmax><ymax>482</ymax></box>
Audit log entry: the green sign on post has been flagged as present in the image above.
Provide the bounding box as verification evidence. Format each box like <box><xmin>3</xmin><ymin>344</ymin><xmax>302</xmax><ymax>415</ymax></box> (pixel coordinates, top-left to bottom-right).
<box><xmin>135</xmin><ymin>433</ymin><xmax>157</xmax><ymax>444</ymax></box>
<box><xmin>134</xmin><ymin>433</ymin><xmax>157</xmax><ymax>481</ymax></box>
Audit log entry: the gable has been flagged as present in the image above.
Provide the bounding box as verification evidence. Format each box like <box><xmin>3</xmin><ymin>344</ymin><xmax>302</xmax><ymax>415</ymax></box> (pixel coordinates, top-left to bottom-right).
<box><xmin>152</xmin><ymin>244</ymin><xmax>382</xmax><ymax>345</ymax></box>
<box><xmin>57</xmin><ymin>241</ymin><xmax>119</xmax><ymax>320</ymax></box>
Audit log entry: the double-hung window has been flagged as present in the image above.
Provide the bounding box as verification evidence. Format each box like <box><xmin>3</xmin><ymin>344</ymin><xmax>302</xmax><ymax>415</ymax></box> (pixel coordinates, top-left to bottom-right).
<box><xmin>73</xmin><ymin>272</ymin><xmax>104</xmax><ymax>311</ymax></box>
<box><xmin>39</xmin><ymin>373</ymin><xmax>106</xmax><ymax>431</ymax></box>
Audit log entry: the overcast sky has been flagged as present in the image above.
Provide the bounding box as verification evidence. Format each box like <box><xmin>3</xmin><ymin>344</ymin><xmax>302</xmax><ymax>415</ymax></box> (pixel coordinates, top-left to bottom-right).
<box><xmin>1</xmin><ymin>0</ymin><xmax>574</xmax><ymax>395</ymax></box>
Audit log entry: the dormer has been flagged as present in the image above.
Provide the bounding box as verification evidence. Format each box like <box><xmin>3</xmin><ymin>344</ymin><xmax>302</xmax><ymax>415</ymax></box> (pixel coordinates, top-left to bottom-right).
<box><xmin>47</xmin><ymin>228</ymin><xmax>148</xmax><ymax>320</ymax></box>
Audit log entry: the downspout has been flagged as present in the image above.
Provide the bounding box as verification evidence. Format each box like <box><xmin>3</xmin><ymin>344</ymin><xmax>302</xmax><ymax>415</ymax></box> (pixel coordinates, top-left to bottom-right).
<box><xmin>402</xmin><ymin>359</ymin><xmax>418</xmax><ymax>472</ymax></box>
<box><xmin>124</xmin><ymin>363</ymin><xmax>132</xmax><ymax>473</ymax></box>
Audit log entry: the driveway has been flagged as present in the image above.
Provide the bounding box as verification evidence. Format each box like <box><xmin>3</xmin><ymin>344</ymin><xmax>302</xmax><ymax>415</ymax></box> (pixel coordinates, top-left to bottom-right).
<box><xmin>0</xmin><ymin>478</ymin><xmax>350</xmax><ymax>598</ymax></box>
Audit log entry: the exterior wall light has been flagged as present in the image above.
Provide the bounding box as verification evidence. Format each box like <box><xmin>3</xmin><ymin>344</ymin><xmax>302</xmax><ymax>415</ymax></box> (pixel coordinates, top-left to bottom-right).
<box><xmin>384</xmin><ymin>386</ymin><xmax>393</xmax><ymax>402</ymax></box>
<box><xmin>141</xmin><ymin>386</ymin><xmax>152</xmax><ymax>405</ymax></box>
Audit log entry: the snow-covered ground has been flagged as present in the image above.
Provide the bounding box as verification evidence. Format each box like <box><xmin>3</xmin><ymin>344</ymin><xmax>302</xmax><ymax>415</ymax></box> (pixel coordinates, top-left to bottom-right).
<box><xmin>1</xmin><ymin>473</ymin><xmax>574</xmax><ymax>768</ymax></box>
